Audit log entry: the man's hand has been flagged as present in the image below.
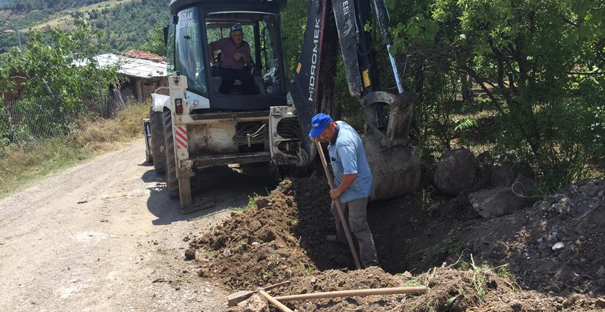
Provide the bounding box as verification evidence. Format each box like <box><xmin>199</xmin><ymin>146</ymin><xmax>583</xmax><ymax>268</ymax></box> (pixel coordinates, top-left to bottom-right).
<box><xmin>329</xmin><ymin>173</ymin><xmax>357</xmax><ymax>201</ymax></box>
<box><xmin>234</xmin><ymin>53</ymin><xmax>243</xmax><ymax>61</ymax></box>
<box><xmin>329</xmin><ymin>188</ymin><xmax>342</xmax><ymax>200</ymax></box>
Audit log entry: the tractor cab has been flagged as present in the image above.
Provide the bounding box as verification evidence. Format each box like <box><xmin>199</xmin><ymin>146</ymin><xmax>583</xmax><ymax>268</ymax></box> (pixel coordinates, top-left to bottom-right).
<box><xmin>167</xmin><ymin>0</ymin><xmax>288</xmax><ymax>111</ymax></box>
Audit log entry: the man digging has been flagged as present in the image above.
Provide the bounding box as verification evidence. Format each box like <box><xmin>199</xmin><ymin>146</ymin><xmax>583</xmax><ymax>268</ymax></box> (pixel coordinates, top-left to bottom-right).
<box><xmin>309</xmin><ymin>113</ymin><xmax>379</xmax><ymax>268</ymax></box>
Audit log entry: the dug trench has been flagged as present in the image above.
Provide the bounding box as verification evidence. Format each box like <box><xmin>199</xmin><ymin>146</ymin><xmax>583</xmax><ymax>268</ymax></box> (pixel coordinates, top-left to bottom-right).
<box><xmin>186</xmin><ymin>174</ymin><xmax>605</xmax><ymax>311</ymax></box>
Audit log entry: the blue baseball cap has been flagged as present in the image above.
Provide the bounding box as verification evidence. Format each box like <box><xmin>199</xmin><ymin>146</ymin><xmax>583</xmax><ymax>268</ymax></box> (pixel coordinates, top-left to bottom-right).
<box><xmin>308</xmin><ymin>113</ymin><xmax>333</xmax><ymax>137</ymax></box>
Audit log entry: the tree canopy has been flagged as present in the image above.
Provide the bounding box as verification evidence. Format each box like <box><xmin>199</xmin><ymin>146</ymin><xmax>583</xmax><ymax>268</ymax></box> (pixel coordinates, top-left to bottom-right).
<box><xmin>382</xmin><ymin>0</ymin><xmax>605</xmax><ymax>188</ymax></box>
<box><xmin>0</xmin><ymin>20</ymin><xmax>120</xmax><ymax>142</ymax></box>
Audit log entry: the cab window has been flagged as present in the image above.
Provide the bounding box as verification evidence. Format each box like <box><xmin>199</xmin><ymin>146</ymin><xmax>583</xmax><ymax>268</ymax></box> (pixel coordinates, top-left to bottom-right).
<box><xmin>175</xmin><ymin>7</ymin><xmax>207</xmax><ymax>95</ymax></box>
<box><xmin>205</xmin><ymin>15</ymin><xmax>284</xmax><ymax>94</ymax></box>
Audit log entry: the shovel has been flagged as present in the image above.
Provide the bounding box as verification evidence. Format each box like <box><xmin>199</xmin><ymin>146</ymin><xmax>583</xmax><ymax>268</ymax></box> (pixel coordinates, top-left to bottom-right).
<box><xmin>315</xmin><ymin>140</ymin><xmax>362</xmax><ymax>270</ymax></box>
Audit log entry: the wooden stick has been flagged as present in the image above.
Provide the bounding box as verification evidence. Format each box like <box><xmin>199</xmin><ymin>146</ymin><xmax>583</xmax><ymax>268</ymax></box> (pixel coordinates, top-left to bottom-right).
<box><xmin>262</xmin><ymin>280</ymin><xmax>292</xmax><ymax>291</ymax></box>
<box><xmin>315</xmin><ymin>140</ymin><xmax>362</xmax><ymax>270</ymax></box>
<box><xmin>259</xmin><ymin>290</ymin><xmax>294</xmax><ymax>312</ymax></box>
<box><xmin>274</xmin><ymin>286</ymin><xmax>428</xmax><ymax>302</ymax></box>
<box><xmin>227</xmin><ymin>280</ymin><xmax>292</xmax><ymax>306</ymax></box>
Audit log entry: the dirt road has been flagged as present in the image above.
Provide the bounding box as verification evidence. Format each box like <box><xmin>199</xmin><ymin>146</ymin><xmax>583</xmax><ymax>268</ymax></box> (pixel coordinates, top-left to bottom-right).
<box><xmin>0</xmin><ymin>139</ymin><xmax>276</xmax><ymax>312</ymax></box>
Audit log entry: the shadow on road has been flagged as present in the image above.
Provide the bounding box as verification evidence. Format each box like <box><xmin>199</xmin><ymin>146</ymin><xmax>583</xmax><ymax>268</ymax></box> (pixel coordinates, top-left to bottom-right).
<box><xmin>142</xmin><ymin>164</ymin><xmax>280</xmax><ymax>225</ymax></box>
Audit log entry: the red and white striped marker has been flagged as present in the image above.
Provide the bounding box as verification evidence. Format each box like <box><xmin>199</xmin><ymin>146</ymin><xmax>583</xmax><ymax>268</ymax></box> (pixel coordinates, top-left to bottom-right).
<box><xmin>175</xmin><ymin>125</ymin><xmax>189</xmax><ymax>159</ymax></box>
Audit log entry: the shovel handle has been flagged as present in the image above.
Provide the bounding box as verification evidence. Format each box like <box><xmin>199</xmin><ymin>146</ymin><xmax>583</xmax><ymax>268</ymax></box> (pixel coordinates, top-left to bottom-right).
<box><xmin>274</xmin><ymin>286</ymin><xmax>428</xmax><ymax>301</ymax></box>
<box><xmin>259</xmin><ymin>290</ymin><xmax>293</xmax><ymax>312</ymax></box>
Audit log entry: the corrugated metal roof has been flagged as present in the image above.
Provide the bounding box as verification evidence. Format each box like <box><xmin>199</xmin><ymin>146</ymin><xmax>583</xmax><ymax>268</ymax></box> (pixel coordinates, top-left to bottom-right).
<box><xmin>73</xmin><ymin>53</ymin><xmax>167</xmax><ymax>79</ymax></box>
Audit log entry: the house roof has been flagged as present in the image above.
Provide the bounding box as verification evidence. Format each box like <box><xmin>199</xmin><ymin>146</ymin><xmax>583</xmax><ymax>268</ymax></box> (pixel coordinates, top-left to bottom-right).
<box><xmin>124</xmin><ymin>50</ymin><xmax>166</xmax><ymax>63</ymax></box>
<box><xmin>73</xmin><ymin>53</ymin><xmax>167</xmax><ymax>79</ymax></box>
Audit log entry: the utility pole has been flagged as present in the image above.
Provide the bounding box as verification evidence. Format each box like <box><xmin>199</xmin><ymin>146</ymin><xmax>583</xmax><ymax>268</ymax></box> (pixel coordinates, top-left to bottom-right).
<box><xmin>1</xmin><ymin>28</ymin><xmax>23</xmax><ymax>51</ymax></box>
<box><xmin>16</xmin><ymin>28</ymin><xmax>22</xmax><ymax>52</ymax></box>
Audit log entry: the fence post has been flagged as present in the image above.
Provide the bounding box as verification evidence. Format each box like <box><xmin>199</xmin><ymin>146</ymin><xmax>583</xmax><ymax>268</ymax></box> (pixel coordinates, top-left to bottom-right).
<box><xmin>3</xmin><ymin>100</ymin><xmax>16</xmax><ymax>143</ymax></box>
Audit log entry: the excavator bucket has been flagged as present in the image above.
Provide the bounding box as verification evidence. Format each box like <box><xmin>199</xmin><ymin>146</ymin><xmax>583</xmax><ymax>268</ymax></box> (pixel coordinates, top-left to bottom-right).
<box><xmin>361</xmin><ymin>91</ymin><xmax>421</xmax><ymax>200</ymax></box>
<box><xmin>363</xmin><ymin>125</ymin><xmax>421</xmax><ymax>200</ymax></box>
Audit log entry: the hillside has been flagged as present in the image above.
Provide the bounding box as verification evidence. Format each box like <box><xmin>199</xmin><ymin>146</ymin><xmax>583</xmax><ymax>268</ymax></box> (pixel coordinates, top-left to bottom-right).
<box><xmin>30</xmin><ymin>0</ymin><xmax>138</xmax><ymax>30</ymax></box>
<box><xmin>0</xmin><ymin>0</ymin><xmax>17</xmax><ymax>8</ymax></box>
<box><xmin>2</xmin><ymin>0</ymin><xmax>106</xmax><ymax>11</ymax></box>
<box><xmin>0</xmin><ymin>0</ymin><xmax>169</xmax><ymax>53</ymax></box>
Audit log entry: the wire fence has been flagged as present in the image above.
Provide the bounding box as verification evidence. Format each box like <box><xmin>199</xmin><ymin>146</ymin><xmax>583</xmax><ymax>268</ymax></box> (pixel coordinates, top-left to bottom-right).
<box><xmin>0</xmin><ymin>89</ymin><xmax>125</xmax><ymax>144</ymax></box>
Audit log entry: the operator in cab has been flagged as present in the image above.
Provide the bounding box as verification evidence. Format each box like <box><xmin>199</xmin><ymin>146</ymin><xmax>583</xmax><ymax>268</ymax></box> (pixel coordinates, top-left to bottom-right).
<box><xmin>309</xmin><ymin>113</ymin><xmax>379</xmax><ymax>268</ymax></box>
<box><xmin>208</xmin><ymin>24</ymin><xmax>258</xmax><ymax>95</ymax></box>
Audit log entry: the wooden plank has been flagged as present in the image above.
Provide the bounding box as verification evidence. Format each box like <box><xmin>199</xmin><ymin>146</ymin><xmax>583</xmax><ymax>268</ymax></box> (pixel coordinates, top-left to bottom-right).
<box><xmin>274</xmin><ymin>286</ymin><xmax>428</xmax><ymax>301</ymax></box>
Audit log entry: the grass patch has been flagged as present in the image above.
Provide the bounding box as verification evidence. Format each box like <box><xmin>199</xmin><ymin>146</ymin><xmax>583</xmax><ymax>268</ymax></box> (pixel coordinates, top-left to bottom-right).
<box><xmin>401</xmin><ymin>279</ymin><xmax>424</xmax><ymax>287</ymax></box>
<box><xmin>414</xmin><ymin>237</ymin><xmax>462</xmax><ymax>269</ymax></box>
<box><xmin>302</xmin><ymin>265</ymin><xmax>316</xmax><ymax>276</ymax></box>
<box><xmin>247</xmin><ymin>193</ymin><xmax>259</xmax><ymax>207</ymax></box>
<box><xmin>461</xmin><ymin>255</ymin><xmax>518</xmax><ymax>302</ymax></box>
<box><xmin>0</xmin><ymin>103</ymin><xmax>148</xmax><ymax>198</ymax></box>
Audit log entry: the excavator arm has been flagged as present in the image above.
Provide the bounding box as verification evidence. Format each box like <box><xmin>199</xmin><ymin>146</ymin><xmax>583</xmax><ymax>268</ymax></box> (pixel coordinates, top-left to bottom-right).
<box><xmin>289</xmin><ymin>0</ymin><xmax>420</xmax><ymax>199</ymax></box>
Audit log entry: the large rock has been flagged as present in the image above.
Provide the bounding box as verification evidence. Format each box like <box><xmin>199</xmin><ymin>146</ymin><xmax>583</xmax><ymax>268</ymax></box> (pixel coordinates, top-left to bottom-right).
<box><xmin>434</xmin><ymin>149</ymin><xmax>477</xmax><ymax>195</ymax></box>
<box><xmin>578</xmin><ymin>179</ymin><xmax>605</xmax><ymax>197</ymax></box>
<box><xmin>490</xmin><ymin>164</ymin><xmax>516</xmax><ymax>188</ymax></box>
<box><xmin>490</xmin><ymin>162</ymin><xmax>534</xmax><ymax>188</ymax></box>
<box><xmin>469</xmin><ymin>187</ymin><xmax>532</xmax><ymax>219</ymax></box>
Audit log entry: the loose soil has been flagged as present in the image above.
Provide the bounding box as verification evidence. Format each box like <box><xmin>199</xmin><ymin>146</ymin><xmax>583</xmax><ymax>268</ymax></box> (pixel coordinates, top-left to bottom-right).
<box><xmin>188</xmin><ymin>175</ymin><xmax>605</xmax><ymax>311</ymax></box>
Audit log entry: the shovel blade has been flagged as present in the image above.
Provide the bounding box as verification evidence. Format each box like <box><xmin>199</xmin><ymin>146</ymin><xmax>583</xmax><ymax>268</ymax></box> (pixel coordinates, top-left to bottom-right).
<box><xmin>227</xmin><ymin>290</ymin><xmax>255</xmax><ymax>306</ymax></box>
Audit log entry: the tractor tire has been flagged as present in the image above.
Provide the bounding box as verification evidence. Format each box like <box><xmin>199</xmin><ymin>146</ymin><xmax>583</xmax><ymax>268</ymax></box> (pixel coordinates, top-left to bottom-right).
<box><xmin>163</xmin><ymin>110</ymin><xmax>180</xmax><ymax>198</ymax></box>
<box><xmin>150</xmin><ymin>107</ymin><xmax>166</xmax><ymax>174</ymax></box>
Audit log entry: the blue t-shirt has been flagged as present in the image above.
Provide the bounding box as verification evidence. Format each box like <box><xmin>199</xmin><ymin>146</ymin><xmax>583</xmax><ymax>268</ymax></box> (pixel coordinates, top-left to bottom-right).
<box><xmin>328</xmin><ymin>121</ymin><xmax>373</xmax><ymax>203</ymax></box>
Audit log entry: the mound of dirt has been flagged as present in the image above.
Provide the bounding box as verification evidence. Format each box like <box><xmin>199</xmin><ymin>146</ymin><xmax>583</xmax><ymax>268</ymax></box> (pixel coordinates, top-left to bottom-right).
<box><xmin>189</xmin><ymin>174</ymin><xmax>481</xmax><ymax>289</ymax></box>
<box><xmin>187</xmin><ymin>176</ymin><xmax>605</xmax><ymax>311</ymax></box>
<box><xmin>366</xmin><ymin>178</ymin><xmax>605</xmax><ymax>296</ymax></box>
<box><xmin>189</xmin><ymin>176</ymin><xmax>343</xmax><ymax>289</ymax></box>
<box><xmin>229</xmin><ymin>266</ymin><xmax>602</xmax><ymax>312</ymax></box>
<box><xmin>465</xmin><ymin>178</ymin><xmax>605</xmax><ymax>295</ymax></box>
